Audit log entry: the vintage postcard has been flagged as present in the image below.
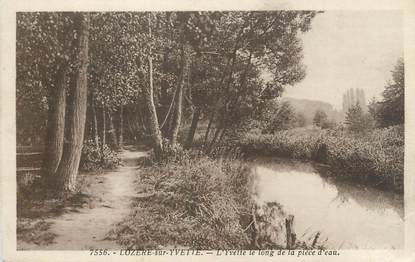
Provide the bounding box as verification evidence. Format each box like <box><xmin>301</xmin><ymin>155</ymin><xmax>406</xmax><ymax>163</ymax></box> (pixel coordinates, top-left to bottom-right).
<box><xmin>1</xmin><ymin>0</ymin><xmax>415</xmax><ymax>261</ymax></box>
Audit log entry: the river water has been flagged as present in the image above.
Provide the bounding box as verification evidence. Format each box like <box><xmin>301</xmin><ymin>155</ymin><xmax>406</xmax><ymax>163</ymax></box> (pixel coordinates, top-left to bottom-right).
<box><xmin>251</xmin><ymin>157</ymin><xmax>404</xmax><ymax>249</ymax></box>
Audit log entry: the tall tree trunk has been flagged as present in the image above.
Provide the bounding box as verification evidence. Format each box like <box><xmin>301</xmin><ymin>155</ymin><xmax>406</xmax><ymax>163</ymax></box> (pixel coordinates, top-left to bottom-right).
<box><xmin>118</xmin><ymin>105</ymin><xmax>124</xmax><ymax>149</ymax></box>
<box><xmin>137</xmin><ymin>104</ymin><xmax>148</xmax><ymax>133</ymax></box>
<box><xmin>208</xmin><ymin>124</ymin><xmax>222</xmax><ymax>153</ymax></box>
<box><xmin>226</xmin><ymin>51</ymin><xmax>252</xmax><ymax>114</ymax></box>
<box><xmin>55</xmin><ymin>13</ymin><xmax>89</xmax><ymax>192</ymax></box>
<box><xmin>217</xmin><ymin>128</ymin><xmax>227</xmax><ymax>145</ymax></box>
<box><xmin>107</xmin><ymin>110</ymin><xmax>118</xmax><ymax>150</ymax></box>
<box><xmin>91</xmin><ymin>93</ymin><xmax>99</xmax><ymax>146</ymax></box>
<box><xmin>160</xmin><ymin>88</ymin><xmax>176</xmax><ymax>137</ymax></box>
<box><xmin>184</xmin><ymin>107</ymin><xmax>201</xmax><ymax>149</ymax></box>
<box><xmin>101</xmin><ymin>104</ymin><xmax>106</xmax><ymax>144</ymax></box>
<box><xmin>169</xmin><ymin>43</ymin><xmax>187</xmax><ymax>146</ymax></box>
<box><xmin>100</xmin><ymin>104</ymin><xmax>106</xmax><ymax>164</ymax></box>
<box><xmin>208</xmin><ymin>42</ymin><xmax>239</xmax><ymax>137</ymax></box>
<box><xmin>160</xmin><ymin>47</ymin><xmax>171</xmax><ymax>137</ymax></box>
<box><xmin>203</xmin><ymin>112</ymin><xmax>215</xmax><ymax>146</ymax></box>
<box><xmin>144</xmin><ymin>13</ymin><xmax>163</xmax><ymax>158</ymax></box>
<box><xmin>42</xmin><ymin>64</ymin><xmax>67</xmax><ymax>177</ymax></box>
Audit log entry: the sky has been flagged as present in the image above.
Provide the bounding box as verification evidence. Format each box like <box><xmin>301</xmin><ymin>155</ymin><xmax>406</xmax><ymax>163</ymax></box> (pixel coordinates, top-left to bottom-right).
<box><xmin>282</xmin><ymin>11</ymin><xmax>403</xmax><ymax>110</ymax></box>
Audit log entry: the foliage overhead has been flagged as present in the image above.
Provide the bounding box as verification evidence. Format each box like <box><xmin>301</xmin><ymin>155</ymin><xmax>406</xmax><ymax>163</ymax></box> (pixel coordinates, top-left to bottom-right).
<box><xmin>17</xmin><ymin>11</ymin><xmax>319</xmax><ymax>146</ymax></box>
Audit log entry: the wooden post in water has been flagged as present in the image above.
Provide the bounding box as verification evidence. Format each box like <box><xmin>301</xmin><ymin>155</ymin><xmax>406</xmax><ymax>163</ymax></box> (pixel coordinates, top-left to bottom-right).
<box><xmin>285</xmin><ymin>215</ymin><xmax>296</xmax><ymax>249</ymax></box>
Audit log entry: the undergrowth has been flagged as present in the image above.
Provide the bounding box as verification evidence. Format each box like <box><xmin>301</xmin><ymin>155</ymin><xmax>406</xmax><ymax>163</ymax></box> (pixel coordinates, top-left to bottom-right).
<box><xmin>238</xmin><ymin>125</ymin><xmax>404</xmax><ymax>192</ymax></box>
<box><xmin>107</xmin><ymin>153</ymin><xmax>255</xmax><ymax>249</ymax></box>
<box><xmin>80</xmin><ymin>140</ymin><xmax>121</xmax><ymax>171</ymax></box>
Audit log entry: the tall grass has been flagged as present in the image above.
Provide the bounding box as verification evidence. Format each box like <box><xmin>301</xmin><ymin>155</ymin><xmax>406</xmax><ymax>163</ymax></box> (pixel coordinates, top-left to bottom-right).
<box><xmin>239</xmin><ymin>125</ymin><xmax>404</xmax><ymax>192</ymax></box>
<box><xmin>108</xmin><ymin>153</ymin><xmax>255</xmax><ymax>249</ymax></box>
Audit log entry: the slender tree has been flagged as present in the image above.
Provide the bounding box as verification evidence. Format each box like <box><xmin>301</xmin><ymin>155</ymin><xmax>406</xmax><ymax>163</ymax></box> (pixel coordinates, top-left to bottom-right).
<box><xmin>185</xmin><ymin>107</ymin><xmax>201</xmax><ymax>148</ymax></box>
<box><xmin>107</xmin><ymin>110</ymin><xmax>118</xmax><ymax>150</ymax></box>
<box><xmin>144</xmin><ymin>13</ymin><xmax>164</xmax><ymax>158</ymax></box>
<box><xmin>118</xmin><ymin>105</ymin><xmax>124</xmax><ymax>149</ymax></box>
<box><xmin>55</xmin><ymin>13</ymin><xmax>90</xmax><ymax>192</ymax></box>
<box><xmin>90</xmin><ymin>91</ymin><xmax>99</xmax><ymax>145</ymax></box>
<box><xmin>42</xmin><ymin>65</ymin><xmax>68</xmax><ymax>177</ymax></box>
<box><xmin>169</xmin><ymin>42</ymin><xmax>188</xmax><ymax>146</ymax></box>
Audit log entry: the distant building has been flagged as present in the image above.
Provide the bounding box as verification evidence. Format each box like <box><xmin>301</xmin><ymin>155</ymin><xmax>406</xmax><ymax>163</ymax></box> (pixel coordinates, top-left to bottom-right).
<box><xmin>342</xmin><ymin>88</ymin><xmax>367</xmax><ymax>112</ymax></box>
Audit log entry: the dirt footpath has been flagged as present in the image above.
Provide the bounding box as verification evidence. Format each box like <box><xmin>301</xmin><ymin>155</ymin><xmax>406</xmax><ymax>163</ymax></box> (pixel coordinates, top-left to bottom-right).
<box><xmin>17</xmin><ymin>148</ymin><xmax>147</xmax><ymax>250</ymax></box>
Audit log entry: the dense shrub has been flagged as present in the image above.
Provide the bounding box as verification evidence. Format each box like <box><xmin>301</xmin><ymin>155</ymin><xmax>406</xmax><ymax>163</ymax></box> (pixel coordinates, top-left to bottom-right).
<box><xmin>144</xmin><ymin>139</ymin><xmax>195</xmax><ymax>165</ymax></box>
<box><xmin>108</xmin><ymin>155</ymin><xmax>255</xmax><ymax>249</ymax></box>
<box><xmin>239</xmin><ymin>126</ymin><xmax>404</xmax><ymax>192</ymax></box>
<box><xmin>79</xmin><ymin>140</ymin><xmax>121</xmax><ymax>171</ymax></box>
<box><xmin>344</xmin><ymin>104</ymin><xmax>375</xmax><ymax>133</ymax></box>
<box><xmin>370</xmin><ymin>58</ymin><xmax>404</xmax><ymax>127</ymax></box>
<box><xmin>148</xmin><ymin>137</ymin><xmax>245</xmax><ymax>166</ymax></box>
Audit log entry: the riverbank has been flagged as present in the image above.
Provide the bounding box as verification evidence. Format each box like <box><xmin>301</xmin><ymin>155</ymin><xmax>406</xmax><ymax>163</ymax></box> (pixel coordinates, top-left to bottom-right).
<box><xmin>238</xmin><ymin>125</ymin><xmax>404</xmax><ymax>192</ymax></box>
<box><xmin>106</xmin><ymin>151</ymin><xmax>326</xmax><ymax>249</ymax></box>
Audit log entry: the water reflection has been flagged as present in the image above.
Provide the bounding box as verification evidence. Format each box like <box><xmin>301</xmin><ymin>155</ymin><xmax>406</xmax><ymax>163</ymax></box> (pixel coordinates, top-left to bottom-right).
<box><xmin>251</xmin><ymin>157</ymin><xmax>404</xmax><ymax>249</ymax></box>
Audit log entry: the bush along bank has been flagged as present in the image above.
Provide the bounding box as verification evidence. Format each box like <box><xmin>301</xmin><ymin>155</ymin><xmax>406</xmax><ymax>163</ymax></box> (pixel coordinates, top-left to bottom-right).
<box><xmin>238</xmin><ymin>125</ymin><xmax>404</xmax><ymax>192</ymax></box>
<box><xmin>80</xmin><ymin>140</ymin><xmax>121</xmax><ymax>171</ymax></box>
<box><xmin>106</xmin><ymin>151</ymin><xmax>325</xmax><ymax>249</ymax></box>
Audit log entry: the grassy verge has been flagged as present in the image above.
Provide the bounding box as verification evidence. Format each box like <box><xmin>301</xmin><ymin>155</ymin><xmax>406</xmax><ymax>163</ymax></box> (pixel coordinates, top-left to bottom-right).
<box><xmin>238</xmin><ymin>126</ymin><xmax>404</xmax><ymax>192</ymax></box>
<box><xmin>107</xmin><ymin>154</ymin><xmax>255</xmax><ymax>249</ymax></box>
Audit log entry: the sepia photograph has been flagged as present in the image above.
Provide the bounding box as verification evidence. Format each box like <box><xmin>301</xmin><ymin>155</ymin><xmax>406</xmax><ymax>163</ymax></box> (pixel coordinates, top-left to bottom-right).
<box><xmin>3</xmin><ymin>2</ymin><xmax>412</xmax><ymax>259</ymax></box>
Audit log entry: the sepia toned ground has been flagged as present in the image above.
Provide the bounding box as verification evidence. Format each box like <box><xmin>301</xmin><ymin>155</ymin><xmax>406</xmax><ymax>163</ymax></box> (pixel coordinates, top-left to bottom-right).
<box><xmin>17</xmin><ymin>148</ymin><xmax>148</xmax><ymax>250</ymax></box>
